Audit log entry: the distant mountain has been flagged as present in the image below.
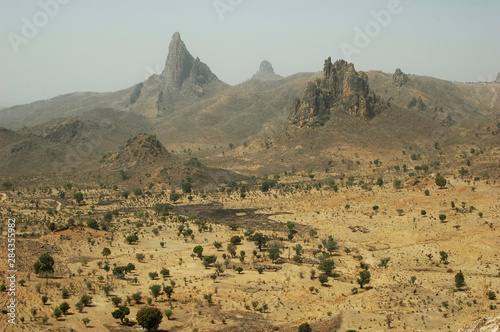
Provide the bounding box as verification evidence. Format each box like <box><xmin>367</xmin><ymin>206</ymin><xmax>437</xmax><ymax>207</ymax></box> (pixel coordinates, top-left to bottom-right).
<box><xmin>0</xmin><ymin>32</ymin><xmax>499</xmax><ymax>180</ymax></box>
<box><xmin>0</xmin><ymin>32</ymin><xmax>229</xmax><ymax>128</ymax></box>
<box><xmin>251</xmin><ymin>60</ymin><xmax>282</xmax><ymax>81</ymax></box>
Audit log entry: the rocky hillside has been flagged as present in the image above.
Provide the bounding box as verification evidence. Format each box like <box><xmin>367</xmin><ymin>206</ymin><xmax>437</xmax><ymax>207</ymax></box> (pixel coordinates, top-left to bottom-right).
<box><xmin>100</xmin><ymin>133</ymin><xmax>241</xmax><ymax>187</ymax></box>
<box><xmin>104</xmin><ymin>133</ymin><xmax>171</xmax><ymax>169</ymax></box>
<box><xmin>289</xmin><ymin>58</ymin><xmax>386</xmax><ymax>127</ymax></box>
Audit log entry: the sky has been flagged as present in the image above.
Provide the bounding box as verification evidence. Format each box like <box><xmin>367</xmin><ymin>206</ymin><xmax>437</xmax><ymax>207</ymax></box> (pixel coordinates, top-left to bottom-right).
<box><xmin>0</xmin><ymin>0</ymin><xmax>499</xmax><ymax>108</ymax></box>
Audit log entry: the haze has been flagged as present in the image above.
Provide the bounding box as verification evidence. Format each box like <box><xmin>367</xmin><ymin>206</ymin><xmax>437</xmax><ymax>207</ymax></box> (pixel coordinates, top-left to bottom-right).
<box><xmin>0</xmin><ymin>0</ymin><xmax>499</xmax><ymax>108</ymax></box>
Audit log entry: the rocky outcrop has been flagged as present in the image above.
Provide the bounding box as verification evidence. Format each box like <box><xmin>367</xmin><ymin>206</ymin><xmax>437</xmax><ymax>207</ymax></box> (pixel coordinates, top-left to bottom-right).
<box><xmin>496</xmin><ymin>72</ymin><xmax>500</xmax><ymax>82</ymax></box>
<box><xmin>105</xmin><ymin>133</ymin><xmax>170</xmax><ymax>168</ymax></box>
<box><xmin>393</xmin><ymin>68</ymin><xmax>410</xmax><ymax>87</ymax></box>
<box><xmin>251</xmin><ymin>60</ymin><xmax>282</xmax><ymax>81</ymax></box>
<box><xmin>407</xmin><ymin>96</ymin><xmax>427</xmax><ymax>111</ymax></box>
<box><xmin>457</xmin><ymin>314</ymin><xmax>500</xmax><ymax>332</ymax></box>
<box><xmin>289</xmin><ymin>58</ymin><xmax>383</xmax><ymax>127</ymax></box>
<box><xmin>156</xmin><ymin>32</ymin><xmax>227</xmax><ymax>112</ymax></box>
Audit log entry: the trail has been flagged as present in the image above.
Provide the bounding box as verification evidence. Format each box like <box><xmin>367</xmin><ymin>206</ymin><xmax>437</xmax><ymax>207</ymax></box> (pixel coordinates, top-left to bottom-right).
<box><xmin>56</xmin><ymin>201</ymin><xmax>62</xmax><ymax>211</ymax></box>
<box><xmin>0</xmin><ymin>193</ymin><xmax>6</xmax><ymax>201</ymax></box>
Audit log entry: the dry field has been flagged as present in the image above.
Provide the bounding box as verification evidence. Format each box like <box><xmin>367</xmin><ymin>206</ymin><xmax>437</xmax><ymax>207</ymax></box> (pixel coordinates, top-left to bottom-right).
<box><xmin>0</xmin><ymin>166</ymin><xmax>499</xmax><ymax>332</ymax></box>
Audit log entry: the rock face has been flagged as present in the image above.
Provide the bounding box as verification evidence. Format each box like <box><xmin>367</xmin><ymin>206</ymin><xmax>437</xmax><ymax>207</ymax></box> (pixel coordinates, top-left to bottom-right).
<box><xmin>457</xmin><ymin>314</ymin><xmax>500</xmax><ymax>332</ymax></box>
<box><xmin>40</xmin><ymin>119</ymin><xmax>88</xmax><ymax>144</ymax></box>
<box><xmin>289</xmin><ymin>57</ymin><xmax>381</xmax><ymax>127</ymax></box>
<box><xmin>156</xmin><ymin>32</ymin><xmax>227</xmax><ymax>112</ymax></box>
<box><xmin>496</xmin><ymin>72</ymin><xmax>500</xmax><ymax>82</ymax></box>
<box><xmin>393</xmin><ymin>68</ymin><xmax>410</xmax><ymax>87</ymax></box>
<box><xmin>407</xmin><ymin>96</ymin><xmax>427</xmax><ymax>111</ymax></box>
<box><xmin>105</xmin><ymin>133</ymin><xmax>170</xmax><ymax>168</ymax></box>
<box><xmin>251</xmin><ymin>60</ymin><xmax>282</xmax><ymax>81</ymax></box>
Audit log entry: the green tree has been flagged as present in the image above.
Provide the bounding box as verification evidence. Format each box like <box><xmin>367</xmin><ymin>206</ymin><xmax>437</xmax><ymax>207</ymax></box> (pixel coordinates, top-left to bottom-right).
<box><xmin>169</xmin><ymin>191</ymin><xmax>182</xmax><ymax>203</ymax></box>
<box><xmin>112</xmin><ymin>306</ymin><xmax>130</xmax><ymax>324</ymax></box>
<box><xmin>101</xmin><ymin>248</ymin><xmax>111</xmax><ymax>261</ymax></box>
<box><xmin>318</xmin><ymin>274</ymin><xmax>328</xmax><ymax>286</ymax></box>
<box><xmin>227</xmin><ymin>243</ymin><xmax>237</xmax><ymax>257</ymax></box>
<box><xmin>439</xmin><ymin>214</ymin><xmax>447</xmax><ymax>222</ymax></box>
<box><xmin>86</xmin><ymin>218</ymin><xmax>99</xmax><ymax>230</ymax></box>
<box><xmin>136</xmin><ymin>307</ymin><xmax>163</xmax><ymax>331</ymax></box>
<box><xmin>253</xmin><ymin>232</ymin><xmax>268</xmax><ymax>251</ymax></box>
<box><xmin>164</xmin><ymin>309</ymin><xmax>173</xmax><ymax>320</ymax></box>
<box><xmin>160</xmin><ymin>268</ymin><xmax>170</xmax><ymax>279</ymax></box>
<box><xmin>455</xmin><ymin>271</ymin><xmax>466</xmax><ymax>290</ymax></box>
<box><xmin>357</xmin><ymin>270</ymin><xmax>371</xmax><ymax>289</ymax></box>
<box><xmin>213</xmin><ymin>241</ymin><xmax>222</xmax><ymax>250</ymax></box>
<box><xmin>318</xmin><ymin>259</ymin><xmax>335</xmax><ymax>275</ymax></box>
<box><xmin>149</xmin><ymin>284</ymin><xmax>161</xmax><ymax>301</ymax></box>
<box><xmin>267</xmin><ymin>247</ymin><xmax>281</xmax><ymax>263</ymax></box>
<box><xmin>1</xmin><ymin>181</ymin><xmax>13</xmax><ymax>190</ymax></box>
<box><xmin>73</xmin><ymin>192</ymin><xmax>84</xmax><ymax>204</ymax></box>
<box><xmin>322</xmin><ymin>236</ymin><xmax>338</xmax><ymax>254</ymax></box>
<box><xmin>33</xmin><ymin>253</ymin><xmax>55</xmax><ymax>284</ymax></box>
<box><xmin>132</xmin><ymin>292</ymin><xmax>142</xmax><ymax>304</ymax></box>
<box><xmin>59</xmin><ymin>302</ymin><xmax>70</xmax><ymax>315</ymax></box>
<box><xmin>53</xmin><ymin>307</ymin><xmax>62</xmax><ymax>320</ymax></box>
<box><xmin>435</xmin><ymin>176</ymin><xmax>447</xmax><ymax>188</ymax></box>
<box><xmin>80</xmin><ymin>295</ymin><xmax>93</xmax><ymax>306</ymax></box>
<box><xmin>298</xmin><ymin>322</ymin><xmax>312</xmax><ymax>332</ymax></box>
<box><xmin>125</xmin><ymin>233</ymin><xmax>139</xmax><ymax>244</ymax></box>
<box><xmin>75</xmin><ymin>301</ymin><xmax>85</xmax><ymax>313</ymax></box>
<box><xmin>202</xmin><ymin>255</ymin><xmax>217</xmax><ymax>268</ymax></box>
<box><xmin>376</xmin><ymin>177</ymin><xmax>384</xmax><ymax>186</ymax></box>
<box><xmin>181</xmin><ymin>180</ymin><xmax>192</xmax><ymax>194</ymax></box>
<box><xmin>163</xmin><ymin>285</ymin><xmax>173</xmax><ymax>300</ymax></box>
<box><xmin>193</xmin><ymin>245</ymin><xmax>204</xmax><ymax>259</ymax></box>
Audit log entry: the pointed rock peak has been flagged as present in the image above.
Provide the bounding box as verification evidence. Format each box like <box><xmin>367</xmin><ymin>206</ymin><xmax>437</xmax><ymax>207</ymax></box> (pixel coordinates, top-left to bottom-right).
<box><xmin>162</xmin><ymin>32</ymin><xmax>194</xmax><ymax>88</ymax></box>
<box><xmin>251</xmin><ymin>60</ymin><xmax>282</xmax><ymax>81</ymax></box>
<box><xmin>393</xmin><ymin>68</ymin><xmax>410</xmax><ymax>87</ymax></box>
<box><xmin>171</xmin><ymin>31</ymin><xmax>181</xmax><ymax>41</ymax></box>
<box><xmin>259</xmin><ymin>60</ymin><xmax>274</xmax><ymax>74</ymax></box>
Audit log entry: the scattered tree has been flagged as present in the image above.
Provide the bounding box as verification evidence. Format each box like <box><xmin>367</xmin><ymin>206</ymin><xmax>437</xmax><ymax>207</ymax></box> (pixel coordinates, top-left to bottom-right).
<box><xmin>136</xmin><ymin>307</ymin><xmax>163</xmax><ymax>331</ymax></box>
<box><xmin>455</xmin><ymin>271</ymin><xmax>466</xmax><ymax>290</ymax></box>
<box><xmin>112</xmin><ymin>306</ymin><xmax>130</xmax><ymax>324</ymax></box>
<box><xmin>435</xmin><ymin>176</ymin><xmax>447</xmax><ymax>188</ymax></box>
<box><xmin>357</xmin><ymin>270</ymin><xmax>371</xmax><ymax>289</ymax></box>
<box><xmin>149</xmin><ymin>284</ymin><xmax>161</xmax><ymax>301</ymax></box>
<box><xmin>33</xmin><ymin>253</ymin><xmax>55</xmax><ymax>285</ymax></box>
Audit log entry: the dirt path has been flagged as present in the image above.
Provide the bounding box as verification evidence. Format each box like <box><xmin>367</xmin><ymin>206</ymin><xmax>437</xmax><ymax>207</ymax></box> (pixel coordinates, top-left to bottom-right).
<box><xmin>56</xmin><ymin>201</ymin><xmax>62</xmax><ymax>211</ymax></box>
<box><xmin>0</xmin><ymin>193</ymin><xmax>6</xmax><ymax>201</ymax></box>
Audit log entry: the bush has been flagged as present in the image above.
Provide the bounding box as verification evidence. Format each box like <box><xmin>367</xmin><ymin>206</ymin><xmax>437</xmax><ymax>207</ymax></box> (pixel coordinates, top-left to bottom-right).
<box><xmin>435</xmin><ymin>176</ymin><xmax>447</xmax><ymax>188</ymax></box>
<box><xmin>230</xmin><ymin>235</ymin><xmax>242</xmax><ymax>245</ymax></box>
<box><xmin>136</xmin><ymin>307</ymin><xmax>163</xmax><ymax>331</ymax></box>
<box><xmin>86</xmin><ymin>218</ymin><xmax>99</xmax><ymax>230</ymax></box>
<box><xmin>298</xmin><ymin>322</ymin><xmax>312</xmax><ymax>332</ymax></box>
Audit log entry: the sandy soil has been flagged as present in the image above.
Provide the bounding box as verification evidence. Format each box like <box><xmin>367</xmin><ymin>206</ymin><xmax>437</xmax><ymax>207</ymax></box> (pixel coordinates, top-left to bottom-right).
<box><xmin>0</xmin><ymin>173</ymin><xmax>499</xmax><ymax>332</ymax></box>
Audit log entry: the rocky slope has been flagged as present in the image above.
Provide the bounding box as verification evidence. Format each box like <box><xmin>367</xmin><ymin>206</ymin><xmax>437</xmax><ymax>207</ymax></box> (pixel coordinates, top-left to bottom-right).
<box><xmin>289</xmin><ymin>58</ymin><xmax>385</xmax><ymax>127</ymax></box>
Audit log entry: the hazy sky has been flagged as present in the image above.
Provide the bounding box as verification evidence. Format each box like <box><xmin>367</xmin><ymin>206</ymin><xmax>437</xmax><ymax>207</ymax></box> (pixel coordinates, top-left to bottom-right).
<box><xmin>0</xmin><ymin>0</ymin><xmax>499</xmax><ymax>108</ymax></box>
